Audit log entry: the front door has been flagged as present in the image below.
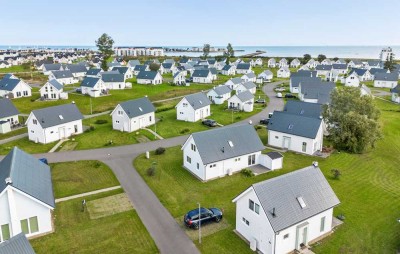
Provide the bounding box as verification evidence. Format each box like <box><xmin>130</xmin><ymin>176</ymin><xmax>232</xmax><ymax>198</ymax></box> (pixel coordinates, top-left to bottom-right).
<box><xmin>283</xmin><ymin>136</ymin><xmax>291</xmax><ymax>149</ymax></box>
<box><xmin>295</xmin><ymin>224</ymin><xmax>308</xmax><ymax>250</ymax></box>
<box><xmin>59</xmin><ymin>127</ymin><xmax>65</xmax><ymax>139</ymax></box>
<box><xmin>139</xmin><ymin>117</ymin><xmax>145</xmax><ymax>128</ymax></box>
<box><xmin>200</xmin><ymin>109</ymin><xmax>204</xmax><ymax>119</ymax></box>
<box><xmin>248</xmin><ymin>154</ymin><xmax>255</xmax><ymax>166</ymax></box>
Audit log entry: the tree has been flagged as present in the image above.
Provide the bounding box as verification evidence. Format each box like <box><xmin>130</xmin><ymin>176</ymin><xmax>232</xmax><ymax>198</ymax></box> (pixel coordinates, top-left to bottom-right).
<box><xmin>302</xmin><ymin>54</ymin><xmax>311</xmax><ymax>64</ymax></box>
<box><xmin>95</xmin><ymin>33</ymin><xmax>114</xmax><ymax>71</ymax></box>
<box><xmin>384</xmin><ymin>54</ymin><xmax>395</xmax><ymax>71</ymax></box>
<box><xmin>333</xmin><ymin>57</ymin><xmax>339</xmax><ymax>61</ymax></box>
<box><xmin>149</xmin><ymin>63</ymin><xmax>160</xmax><ymax>71</ymax></box>
<box><xmin>203</xmin><ymin>44</ymin><xmax>210</xmax><ymax>58</ymax></box>
<box><xmin>322</xmin><ymin>87</ymin><xmax>381</xmax><ymax>153</ymax></box>
<box><xmin>227</xmin><ymin>43</ymin><xmax>234</xmax><ymax>57</ymax></box>
<box><xmin>317</xmin><ymin>54</ymin><xmax>327</xmax><ymax>62</ymax></box>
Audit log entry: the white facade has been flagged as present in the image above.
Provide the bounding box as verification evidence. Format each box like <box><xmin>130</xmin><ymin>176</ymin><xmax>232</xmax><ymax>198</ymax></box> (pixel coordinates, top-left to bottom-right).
<box><xmin>374</xmin><ymin>79</ymin><xmax>397</xmax><ymax>88</ymax></box>
<box><xmin>236</xmin><ymin>67</ymin><xmax>252</xmax><ymax>74</ymax></box>
<box><xmin>241</xmin><ymin>74</ymin><xmax>256</xmax><ymax>83</ymax></box>
<box><xmin>277</xmin><ymin>67</ymin><xmax>290</xmax><ymax>78</ymax></box>
<box><xmin>345</xmin><ymin>73</ymin><xmax>360</xmax><ymax>87</ymax></box>
<box><xmin>176</xmin><ymin>98</ymin><xmax>210</xmax><ymax>122</ymax></box>
<box><xmin>111</xmin><ymin>105</ymin><xmax>155</xmax><ymax>132</ymax></box>
<box><xmin>103</xmin><ymin>81</ymin><xmax>126</xmax><ymax>90</ymax></box>
<box><xmin>268</xmin><ymin>126</ymin><xmax>323</xmax><ymax>155</ymax></box>
<box><xmin>207</xmin><ymin>89</ymin><xmax>231</xmax><ymax>105</ymax></box>
<box><xmin>81</xmin><ymin>80</ymin><xmax>106</xmax><ymax>97</ymax></box>
<box><xmin>392</xmin><ymin>92</ymin><xmax>400</xmax><ymax>103</ymax></box>
<box><xmin>27</xmin><ymin>114</ymin><xmax>83</xmax><ymax>144</ymax></box>
<box><xmin>40</xmin><ymin>82</ymin><xmax>67</xmax><ymax>100</ymax></box>
<box><xmin>137</xmin><ymin>72</ymin><xmax>163</xmax><ymax>85</ymax></box>
<box><xmin>235</xmin><ymin>84</ymin><xmax>256</xmax><ymax>94</ymax></box>
<box><xmin>193</xmin><ymin>73</ymin><xmax>213</xmax><ymax>83</ymax></box>
<box><xmin>0</xmin><ymin>80</ymin><xmax>31</xmax><ymax>99</ymax></box>
<box><xmin>0</xmin><ymin>186</ymin><xmax>53</xmax><ymax>239</ymax></box>
<box><xmin>227</xmin><ymin>95</ymin><xmax>254</xmax><ymax>112</ymax></box>
<box><xmin>233</xmin><ymin>188</ymin><xmax>334</xmax><ymax>254</ymax></box>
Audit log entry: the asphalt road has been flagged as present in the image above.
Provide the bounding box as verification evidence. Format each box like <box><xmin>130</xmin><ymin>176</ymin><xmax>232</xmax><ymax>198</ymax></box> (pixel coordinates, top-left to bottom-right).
<box><xmin>9</xmin><ymin>81</ymin><xmax>285</xmax><ymax>254</ymax></box>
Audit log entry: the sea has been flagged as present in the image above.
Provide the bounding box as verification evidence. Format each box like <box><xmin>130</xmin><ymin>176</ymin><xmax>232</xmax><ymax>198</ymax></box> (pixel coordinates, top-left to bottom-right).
<box><xmin>1</xmin><ymin>45</ymin><xmax>399</xmax><ymax>59</ymax></box>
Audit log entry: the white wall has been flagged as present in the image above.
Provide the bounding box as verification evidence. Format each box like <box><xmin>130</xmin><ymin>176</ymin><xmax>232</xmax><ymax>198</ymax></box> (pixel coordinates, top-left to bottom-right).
<box><xmin>176</xmin><ymin>98</ymin><xmax>210</xmax><ymax>122</ymax></box>
<box><xmin>104</xmin><ymin>82</ymin><xmax>126</xmax><ymax>90</ymax></box>
<box><xmin>345</xmin><ymin>74</ymin><xmax>360</xmax><ymax>87</ymax></box>
<box><xmin>182</xmin><ymin>137</ymin><xmax>206</xmax><ymax>180</ymax></box>
<box><xmin>0</xmin><ymin>81</ymin><xmax>31</xmax><ymax>98</ymax></box>
<box><xmin>206</xmin><ymin>90</ymin><xmax>230</xmax><ymax>105</ymax></box>
<box><xmin>392</xmin><ymin>93</ymin><xmax>400</xmax><ymax>103</ymax></box>
<box><xmin>40</xmin><ymin>82</ymin><xmax>63</xmax><ymax>100</ymax></box>
<box><xmin>0</xmin><ymin>114</ymin><xmax>19</xmax><ymax>125</ymax></box>
<box><xmin>374</xmin><ymin>80</ymin><xmax>397</xmax><ymax>88</ymax></box>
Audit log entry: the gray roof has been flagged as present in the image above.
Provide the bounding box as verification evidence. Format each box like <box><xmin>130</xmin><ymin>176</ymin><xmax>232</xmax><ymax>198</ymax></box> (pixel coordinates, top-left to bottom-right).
<box><xmin>192</xmin><ymin>69</ymin><xmax>211</xmax><ymax>78</ymax></box>
<box><xmin>209</xmin><ymin>68</ymin><xmax>217</xmax><ymax>75</ymax></box>
<box><xmin>332</xmin><ymin>64</ymin><xmax>347</xmax><ymax>70</ymax></box>
<box><xmin>391</xmin><ymin>84</ymin><xmax>400</xmax><ymax>94</ymax></box>
<box><xmin>229</xmin><ymin>77</ymin><xmax>243</xmax><ymax>85</ymax></box>
<box><xmin>183</xmin><ymin>92</ymin><xmax>211</xmax><ymax>110</ymax></box>
<box><xmin>86</xmin><ymin>68</ymin><xmax>101</xmax><ymax>76</ymax></box>
<box><xmin>162</xmin><ymin>63</ymin><xmax>173</xmax><ymax>69</ymax></box>
<box><xmin>350</xmin><ymin>68</ymin><xmax>368</xmax><ymax>76</ymax></box>
<box><xmin>243</xmin><ymin>72</ymin><xmax>256</xmax><ymax>79</ymax></box>
<box><xmin>101</xmin><ymin>73</ymin><xmax>124</xmax><ymax>83</ymax></box>
<box><xmin>66</xmin><ymin>64</ymin><xmax>87</xmax><ymax>74</ymax></box>
<box><xmin>300</xmin><ymin>81</ymin><xmax>336</xmax><ymax>104</ymax></box>
<box><xmin>118</xmin><ymin>97</ymin><xmax>155</xmax><ymax>118</ymax></box>
<box><xmin>252</xmin><ymin>166</ymin><xmax>340</xmax><ymax>232</ymax></box>
<box><xmin>367</xmin><ymin>60</ymin><xmax>382</xmax><ymax>66</ymax></box>
<box><xmin>268</xmin><ymin>111</ymin><xmax>322</xmax><ymax>138</ymax></box>
<box><xmin>369</xmin><ymin>68</ymin><xmax>388</xmax><ymax>75</ymax></box>
<box><xmin>43</xmin><ymin>63</ymin><xmax>62</xmax><ymax>71</ymax></box>
<box><xmin>266</xmin><ymin>151</ymin><xmax>283</xmax><ymax>160</ymax></box>
<box><xmin>0</xmin><ymin>147</ymin><xmax>55</xmax><ymax>208</ymax></box>
<box><xmin>259</xmin><ymin>70</ymin><xmax>273</xmax><ymax>77</ymax></box>
<box><xmin>292</xmin><ymin>70</ymin><xmax>317</xmax><ymax>78</ymax></box>
<box><xmin>112</xmin><ymin>66</ymin><xmax>130</xmax><ymax>75</ymax></box>
<box><xmin>236</xmin><ymin>90</ymin><xmax>254</xmax><ymax>102</ymax></box>
<box><xmin>291</xmin><ymin>76</ymin><xmax>321</xmax><ymax>88</ymax></box>
<box><xmin>137</xmin><ymin>71</ymin><xmax>159</xmax><ymax>80</ymax></box>
<box><xmin>222</xmin><ymin>65</ymin><xmax>233</xmax><ymax>71</ymax></box>
<box><xmin>284</xmin><ymin>101</ymin><xmax>323</xmax><ymax>119</ymax></box>
<box><xmin>128</xmin><ymin>60</ymin><xmax>140</xmax><ymax>66</ymax></box>
<box><xmin>81</xmin><ymin>77</ymin><xmax>101</xmax><ymax>88</ymax></box>
<box><xmin>213</xmin><ymin>85</ymin><xmax>231</xmax><ymax>96</ymax></box>
<box><xmin>51</xmin><ymin>70</ymin><xmax>73</xmax><ymax>79</ymax></box>
<box><xmin>0</xmin><ymin>233</ymin><xmax>35</xmax><ymax>254</ymax></box>
<box><xmin>236</xmin><ymin>63</ymin><xmax>251</xmax><ymax>70</ymax></box>
<box><xmin>134</xmin><ymin>65</ymin><xmax>147</xmax><ymax>71</ymax></box>
<box><xmin>31</xmin><ymin>103</ymin><xmax>83</xmax><ymax>128</ymax></box>
<box><xmin>190</xmin><ymin>124</ymin><xmax>265</xmax><ymax>165</ymax></box>
<box><xmin>374</xmin><ymin>72</ymin><xmax>398</xmax><ymax>82</ymax></box>
<box><xmin>47</xmin><ymin>79</ymin><xmax>63</xmax><ymax>90</ymax></box>
<box><xmin>241</xmin><ymin>81</ymin><xmax>256</xmax><ymax>90</ymax></box>
<box><xmin>315</xmin><ymin>65</ymin><xmax>332</xmax><ymax>71</ymax></box>
<box><xmin>0</xmin><ymin>78</ymin><xmax>22</xmax><ymax>92</ymax></box>
<box><xmin>0</xmin><ymin>98</ymin><xmax>19</xmax><ymax>118</ymax></box>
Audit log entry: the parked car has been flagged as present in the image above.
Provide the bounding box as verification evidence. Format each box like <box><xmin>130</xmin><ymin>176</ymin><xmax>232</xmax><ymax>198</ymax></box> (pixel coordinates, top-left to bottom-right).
<box><xmin>276</xmin><ymin>92</ymin><xmax>283</xmax><ymax>98</ymax></box>
<box><xmin>275</xmin><ymin>87</ymin><xmax>286</xmax><ymax>92</ymax></box>
<box><xmin>285</xmin><ymin>93</ymin><xmax>297</xmax><ymax>98</ymax></box>
<box><xmin>202</xmin><ymin>119</ymin><xmax>217</xmax><ymax>127</ymax></box>
<box><xmin>75</xmin><ymin>88</ymin><xmax>82</xmax><ymax>93</ymax></box>
<box><xmin>255</xmin><ymin>98</ymin><xmax>266</xmax><ymax>104</ymax></box>
<box><xmin>259</xmin><ymin>119</ymin><xmax>269</xmax><ymax>125</ymax></box>
<box><xmin>184</xmin><ymin>207</ymin><xmax>223</xmax><ymax>229</ymax></box>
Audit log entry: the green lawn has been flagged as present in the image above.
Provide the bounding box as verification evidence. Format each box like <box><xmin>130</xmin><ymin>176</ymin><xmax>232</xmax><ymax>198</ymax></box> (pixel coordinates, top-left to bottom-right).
<box><xmin>30</xmin><ymin>189</ymin><xmax>159</xmax><ymax>254</ymax></box>
<box><xmin>51</xmin><ymin>160</ymin><xmax>119</xmax><ymax>198</ymax></box>
<box><xmin>0</xmin><ymin>127</ymin><xmax>27</xmax><ymax>140</ymax></box>
<box><xmin>0</xmin><ymin>137</ymin><xmax>56</xmax><ymax>155</ymax></box>
<box><xmin>134</xmin><ymin>99</ymin><xmax>400</xmax><ymax>253</ymax></box>
<box><xmin>0</xmin><ymin>65</ymin><xmax>30</xmax><ymax>73</ymax></box>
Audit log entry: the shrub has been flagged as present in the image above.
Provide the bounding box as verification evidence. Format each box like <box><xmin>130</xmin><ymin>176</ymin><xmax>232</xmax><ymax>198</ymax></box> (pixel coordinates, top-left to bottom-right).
<box><xmin>241</xmin><ymin>168</ymin><xmax>255</xmax><ymax>177</ymax></box>
<box><xmin>89</xmin><ymin>125</ymin><xmax>95</xmax><ymax>131</ymax></box>
<box><xmin>95</xmin><ymin>119</ymin><xmax>108</xmax><ymax>124</ymax></box>
<box><xmin>331</xmin><ymin>169</ymin><xmax>341</xmax><ymax>179</ymax></box>
<box><xmin>255</xmin><ymin>125</ymin><xmax>262</xmax><ymax>130</ymax></box>
<box><xmin>155</xmin><ymin>147</ymin><xmax>166</xmax><ymax>155</ymax></box>
<box><xmin>180</xmin><ymin>128</ymin><xmax>190</xmax><ymax>134</ymax></box>
<box><xmin>235</xmin><ymin>116</ymin><xmax>242</xmax><ymax>120</ymax></box>
<box><xmin>94</xmin><ymin>162</ymin><xmax>101</xmax><ymax>168</ymax></box>
<box><xmin>147</xmin><ymin>167</ymin><xmax>156</xmax><ymax>176</ymax></box>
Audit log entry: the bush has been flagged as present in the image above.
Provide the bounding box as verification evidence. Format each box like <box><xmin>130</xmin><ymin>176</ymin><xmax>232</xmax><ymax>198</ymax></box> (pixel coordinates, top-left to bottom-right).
<box><xmin>241</xmin><ymin>168</ymin><xmax>255</xmax><ymax>177</ymax></box>
<box><xmin>94</xmin><ymin>162</ymin><xmax>101</xmax><ymax>168</ymax></box>
<box><xmin>147</xmin><ymin>167</ymin><xmax>156</xmax><ymax>176</ymax></box>
<box><xmin>155</xmin><ymin>147</ymin><xmax>166</xmax><ymax>155</ymax></box>
<box><xmin>235</xmin><ymin>116</ymin><xmax>242</xmax><ymax>120</ymax></box>
<box><xmin>84</xmin><ymin>125</ymin><xmax>95</xmax><ymax>133</ymax></box>
<box><xmin>331</xmin><ymin>169</ymin><xmax>341</xmax><ymax>179</ymax></box>
<box><xmin>95</xmin><ymin>119</ymin><xmax>108</xmax><ymax>124</ymax></box>
<box><xmin>180</xmin><ymin>128</ymin><xmax>190</xmax><ymax>134</ymax></box>
<box><xmin>255</xmin><ymin>125</ymin><xmax>262</xmax><ymax>130</ymax></box>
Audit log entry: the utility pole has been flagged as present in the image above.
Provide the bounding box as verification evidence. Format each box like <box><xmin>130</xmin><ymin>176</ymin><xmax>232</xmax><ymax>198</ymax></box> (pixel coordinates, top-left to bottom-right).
<box><xmin>90</xmin><ymin>97</ymin><xmax>93</xmax><ymax>115</ymax></box>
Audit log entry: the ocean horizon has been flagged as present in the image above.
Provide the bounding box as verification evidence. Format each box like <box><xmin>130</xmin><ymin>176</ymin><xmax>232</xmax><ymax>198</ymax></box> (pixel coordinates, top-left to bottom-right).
<box><xmin>1</xmin><ymin>45</ymin><xmax>399</xmax><ymax>59</ymax></box>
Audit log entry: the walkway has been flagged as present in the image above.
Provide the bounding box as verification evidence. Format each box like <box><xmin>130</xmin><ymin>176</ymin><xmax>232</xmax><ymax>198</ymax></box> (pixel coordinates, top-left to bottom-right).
<box><xmin>55</xmin><ymin>186</ymin><xmax>122</xmax><ymax>203</ymax></box>
<box><xmin>48</xmin><ymin>138</ymin><xmax>69</xmax><ymax>153</ymax></box>
<box><xmin>0</xmin><ymin>133</ymin><xmax>28</xmax><ymax>145</ymax></box>
<box><xmin>143</xmin><ymin>127</ymin><xmax>164</xmax><ymax>139</ymax></box>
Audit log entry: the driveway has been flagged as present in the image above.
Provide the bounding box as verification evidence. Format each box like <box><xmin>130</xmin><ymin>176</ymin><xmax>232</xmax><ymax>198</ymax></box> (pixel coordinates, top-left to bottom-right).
<box><xmin>6</xmin><ymin>82</ymin><xmax>285</xmax><ymax>254</ymax></box>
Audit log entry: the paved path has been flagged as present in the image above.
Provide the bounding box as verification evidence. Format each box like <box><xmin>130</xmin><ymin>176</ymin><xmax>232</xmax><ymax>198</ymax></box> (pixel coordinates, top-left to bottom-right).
<box><xmin>48</xmin><ymin>139</ymin><xmax>69</xmax><ymax>153</ymax></box>
<box><xmin>0</xmin><ymin>133</ymin><xmax>28</xmax><ymax>145</ymax></box>
<box><xmin>143</xmin><ymin>127</ymin><xmax>164</xmax><ymax>139</ymax></box>
<box><xmin>55</xmin><ymin>186</ymin><xmax>122</xmax><ymax>203</ymax></box>
<box><xmin>2</xmin><ymin>82</ymin><xmax>284</xmax><ymax>254</ymax></box>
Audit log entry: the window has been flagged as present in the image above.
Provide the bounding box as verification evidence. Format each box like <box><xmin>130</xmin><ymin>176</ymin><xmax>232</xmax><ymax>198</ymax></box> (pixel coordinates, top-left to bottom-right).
<box><xmin>183</xmin><ymin>103</ymin><xmax>188</xmax><ymax>107</ymax></box>
<box><xmin>16</xmin><ymin>91</ymin><xmax>21</xmax><ymax>97</ymax></box>
<box><xmin>302</xmin><ymin>142</ymin><xmax>307</xmax><ymax>152</ymax></box>
<box><xmin>248</xmin><ymin>154</ymin><xmax>255</xmax><ymax>165</ymax></box>
<box><xmin>33</xmin><ymin>119</ymin><xmax>37</xmax><ymax>125</ymax></box>
<box><xmin>283</xmin><ymin>233</ymin><xmax>289</xmax><ymax>239</ymax></box>
<box><xmin>242</xmin><ymin>217</ymin><xmax>250</xmax><ymax>226</ymax></box>
<box><xmin>275</xmin><ymin>136</ymin><xmax>279</xmax><ymax>139</ymax></box>
<box><xmin>255</xmin><ymin>204</ymin><xmax>260</xmax><ymax>214</ymax></box>
<box><xmin>320</xmin><ymin>216</ymin><xmax>325</xmax><ymax>232</ymax></box>
<box><xmin>116</xmin><ymin>120</ymin><xmax>120</xmax><ymax>123</ymax></box>
<box><xmin>149</xmin><ymin>115</ymin><xmax>152</xmax><ymax>122</ymax></box>
<box><xmin>1</xmin><ymin>224</ymin><xmax>10</xmax><ymax>242</ymax></box>
<box><xmin>235</xmin><ymin>157</ymin><xmax>241</xmax><ymax>162</ymax></box>
<box><xmin>249</xmin><ymin>199</ymin><xmax>255</xmax><ymax>211</ymax></box>
<box><xmin>23</xmin><ymin>91</ymin><xmax>28</xmax><ymax>96</ymax></box>
<box><xmin>186</xmin><ymin>156</ymin><xmax>191</xmax><ymax>164</ymax></box>
<box><xmin>118</xmin><ymin>110</ymin><xmax>123</xmax><ymax>115</ymax></box>
<box><xmin>197</xmin><ymin>163</ymin><xmax>199</xmax><ymax>169</ymax></box>
<box><xmin>20</xmin><ymin>216</ymin><xmax>39</xmax><ymax>234</ymax></box>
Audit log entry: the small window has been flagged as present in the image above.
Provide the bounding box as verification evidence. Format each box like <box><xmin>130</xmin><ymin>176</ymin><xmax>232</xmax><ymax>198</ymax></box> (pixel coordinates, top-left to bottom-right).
<box><xmin>191</xmin><ymin>143</ymin><xmax>196</xmax><ymax>152</ymax></box>
<box><xmin>1</xmin><ymin>224</ymin><xmax>10</xmax><ymax>241</ymax></box>
<box><xmin>297</xmin><ymin>196</ymin><xmax>307</xmax><ymax>209</ymax></box>
<box><xmin>320</xmin><ymin>216</ymin><xmax>325</xmax><ymax>232</ymax></box>
<box><xmin>302</xmin><ymin>142</ymin><xmax>307</xmax><ymax>152</ymax></box>
<box><xmin>186</xmin><ymin>156</ymin><xmax>191</xmax><ymax>164</ymax></box>
<box><xmin>255</xmin><ymin>204</ymin><xmax>260</xmax><ymax>214</ymax></box>
<box><xmin>249</xmin><ymin>200</ymin><xmax>255</xmax><ymax>211</ymax></box>
<box><xmin>283</xmin><ymin>233</ymin><xmax>289</xmax><ymax>239</ymax></box>
<box><xmin>197</xmin><ymin>163</ymin><xmax>199</xmax><ymax>169</ymax></box>
<box><xmin>33</xmin><ymin>119</ymin><xmax>37</xmax><ymax>125</ymax></box>
<box><xmin>275</xmin><ymin>136</ymin><xmax>278</xmax><ymax>139</ymax></box>
<box><xmin>20</xmin><ymin>219</ymin><xmax>29</xmax><ymax>234</ymax></box>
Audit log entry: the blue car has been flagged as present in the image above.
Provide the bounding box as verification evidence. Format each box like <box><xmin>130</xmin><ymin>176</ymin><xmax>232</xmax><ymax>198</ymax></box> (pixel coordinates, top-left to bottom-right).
<box><xmin>184</xmin><ymin>207</ymin><xmax>223</xmax><ymax>229</ymax></box>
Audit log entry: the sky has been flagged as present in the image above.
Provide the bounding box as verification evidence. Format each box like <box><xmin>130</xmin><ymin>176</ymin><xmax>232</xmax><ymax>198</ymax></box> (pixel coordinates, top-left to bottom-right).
<box><xmin>1</xmin><ymin>0</ymin><xmax>400</xmax><ymax>47</ymax></box>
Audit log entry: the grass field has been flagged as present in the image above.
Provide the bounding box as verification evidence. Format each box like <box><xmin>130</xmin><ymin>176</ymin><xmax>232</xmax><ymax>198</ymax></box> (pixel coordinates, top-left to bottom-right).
<box><xmin>31</xmin><ymin>189</ymin><xmax>159</xmax><ymax>254</ymax></box>
<box><xmin>0</xmin><ymin>127</ymin><xmax>27</xmax><ymax>140</ymax></box>
<box><xmin>0</xmin><ymin>137</ymin><xmax>56</xmax><ymax>155</ymax></box>
<box><xmin>51</xmin><ymin>160</ymin><xmax>119</xmax><ymax>198</ymax></box>
<box><xmin>133</xmin><ymin>99</ymin><xmax>400</xmax><ymax>253</ymax></box>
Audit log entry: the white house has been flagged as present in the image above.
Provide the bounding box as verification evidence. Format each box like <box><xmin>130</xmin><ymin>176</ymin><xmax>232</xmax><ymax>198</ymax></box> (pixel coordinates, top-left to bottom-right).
<box><xmin>221</xmin><ymin>65</ymin><xmax>236</xmax><ymax>75</ymax></box>
<box><xmin>111</xmin><ymin>97</ymin><xmax>155</xmax><ymax>132</ymax></box>
<box><xmin>257</xmin><ymin>70</ymin><xmax>273</xmax><ymax>83</ymax></box>
<box><xmin>0</xmin><ymin>147</ymin><xmax>55</xmax><ymax>240</ymax></box>
<box><xmin>137</xmin><ymin>71</ymin><xmax>163</xmax><ymax>85</ymax></box>
<box><xmin>42</xmin><ymin>64</ymin><xmax>62</xmax><ymax>75</ymax></box>
<box><xmin>127</xmin><ymin>60</ymin><xmax>140</xmax><ymax>71</ymax></box>
<box><xmin>267</xmin><ymin>111</ymin><xmax>323</xmax><ymax>155</ymax></box>
<box><xmin>268</xmin><ymin>58</ymin><xmax>277</xmax><ymax>68</ymax></box>
<box><xmin>0</xmin><ymin>75</ymin><xmax>31</xmax><ymax>99</ymax></box>
<box><xmin>26</xmin><ymin>103</ymin><xmax>83</xmax><ymax>144</ymax></box>
<box><xmin>65</xmin><ymin>64</ymin><xmax>87</xmax><ymax>80</ymax></box>
<box><xmin>232</xmin><ymin>165</ymin><xmax>340</xmax><ymax>254</ymax></box>
<box><xmin>315</xmin><ymin>65</ymin><xmax>332</xmax><ymax>78</ymax></box>
<box><xmin>373</xmin><ymin>73</ymin><xmax>398</xmax><ymax>88</ymax></box>
<box><xmin>192</xmin><ymin>69</ymin><xmax>213</xmax><ymax>83</ymax></box>
<box><xmin>391</xmin><ymin>85</ymin><xmax>400</xmax><ymax>103</ymax></box>
<box><xmin>255</xmin><ymin>58</ymin><xmax>263</xmax><ymax>66</ymax></box>
<box><xmin>112</xmin><ymin>66</ymin><xmax>134</xmax><ymax>80</ymax></box>
<box><xmin>181</xmin><ymin>124</ymin><xmax>271</xmax><ymax>181</ymax></box>
<box><xmin>290</xmin><ymin>76</ymin><xmax>321</xmax><ymax>94</ymax></box>
<box><xmin>40</xmin><ymin>79</ymin><xmax>68</xmax><ymax>100</ymax></box>
<box><xmin>207</xmin><ymin>86</ymin><xmax>232</xmax><ymax>105</ymax></box>
<box><xmin>49</xmin><ymin>70</ymin><xmax>76</xmax><ymax>85</ymax></box>
<box><xmin>176</xmin><ymin>92</ymin><xmax>211</xmax><ymax>122</ymax></box>
<box><xmin>236</xmin><ymin>63</ymin><xmax>252</xmax><ymax>74</ymax></box>
<box><xmin>173</xmin><ymin>71</ymin><xmax>186</xmax><ymax>85</ymax></box>
<box><xmin>345</xmin><ymin>72</ymin><xmax>360</xmax><ymax>87</ymax></box>
<box><xmin>290</xmin><ymin>58</ymin><xmax>301</xmax><ymax>68</ymax></box>
<box><xmin>350</xmin><ymin>68</ymin><xmax>373</xmax><ymax>81</ymax></box>
<box><xmin>133</xmin><ymin>65</ymin><xmax>149</xmax><ymax>75</ymax></box>
<box><xmin>80</xmin><ymin>77</ymin><xmax>106</xmax><ymax>97</ymax></box>
<box><xmin>86</xmin><ymin>68</ymin><xmax>102</xmax><ymax>77</ymax></box>
<box><xmin>0</xmin><ymin>98</ymin><xmax>19</xmax><ymax>133</ymax></box>
<box><xmin>277</xmin><ymin>67</ymin><xmax>290</xmax><ymax>78</ymax></box>
<box><xmin>225</xmin><ymin>77</ymin><xmax>243</xmax><ymax>90</ymax></box>
<box><xmin>235</xmin><ymin>81</ymin><xmax>257</xmax><ymax>94</ymax></box>
<box><xmin>298</xmin><ymin>81</ymin><xmax>336</xmax><ymax>104</ymax></box>
<box><xmin>228</xmin><ymin>90</ymin><xmax>254</xmax><ymax>112</ymax></box>
<box><xmin>332</xmin><ymin>64</ymin><xmax>348</xmax><ymax>75</ymax></box>
<box><xmin>101</xmin><ymin>72</ymin><xmax>126</xmax><ymax>89</ymax></box>
<box><xmin>278</xmin><ymin>58</ymin><xmax>288</xmax><ymax>68</ymax></box>
<box><xmin>241</xmin><ymin>72</ymin><xmax>256</xmax><ymax>83</ymax></box>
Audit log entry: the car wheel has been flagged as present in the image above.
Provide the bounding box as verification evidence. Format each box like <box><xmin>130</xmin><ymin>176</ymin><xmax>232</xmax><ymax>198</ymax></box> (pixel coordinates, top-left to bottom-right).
<box><xmin>193</xmin><ymin>223</ymin><xmax>199</xmax><ymax>230</ymax></box>
<box><xmin>215</xmin><ymin>216</ymin><xmax>221</xmax><ymax>223</ymax></box>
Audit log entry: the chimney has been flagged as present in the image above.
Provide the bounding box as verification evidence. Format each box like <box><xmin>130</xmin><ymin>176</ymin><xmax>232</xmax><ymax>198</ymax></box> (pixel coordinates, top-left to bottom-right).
<box><xmin>5</xmin><ymin>177</ymin><xmax>12</xmax><ymax>185</ymax></box>
<box><xmin>272</xmin><ymin>208</ymin><xmax>276</xmax><ymax>217</ymax></box>
<box><xmin>221</xmin><ymin>147</ymin><xmax>225</xmax><ymax>153</ymax></box>
<box><xmin>312</xmin><ymin>161</ymin><xmax>319</xmax><ymax>167</ymax></box>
